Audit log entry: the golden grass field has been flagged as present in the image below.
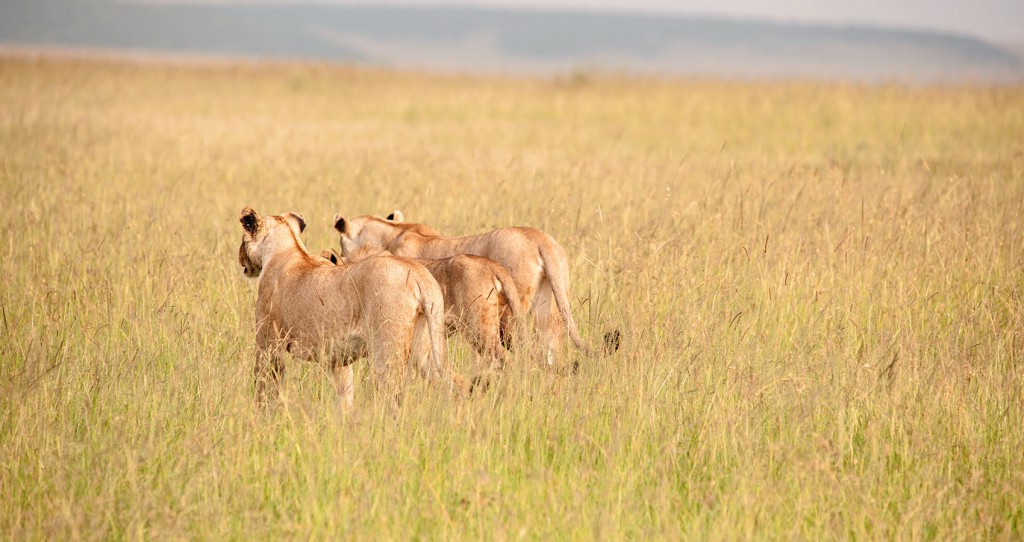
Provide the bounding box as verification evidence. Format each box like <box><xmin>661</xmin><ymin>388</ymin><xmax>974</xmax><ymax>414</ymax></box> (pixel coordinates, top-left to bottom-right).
<box><xmin>1</xmin><ymin>54</ymin><xmax>1022</xmax><ymax>539</ymax></box>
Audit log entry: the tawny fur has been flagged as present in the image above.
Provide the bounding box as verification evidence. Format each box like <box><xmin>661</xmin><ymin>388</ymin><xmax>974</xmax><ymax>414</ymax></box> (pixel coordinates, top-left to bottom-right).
<box><xmin>325</xmin><ymin>246</ymin><xmax>524</xmax><ymax>371</ymax></box>
<box><xmin>237</xmin><ymin>207</ymin><xmax>466</xmax><ymax>410</ymax></box>
<box><xmin>332</xmin><ymin>213</ymin><xmax>591</xmax><ymax>365</ymax></box>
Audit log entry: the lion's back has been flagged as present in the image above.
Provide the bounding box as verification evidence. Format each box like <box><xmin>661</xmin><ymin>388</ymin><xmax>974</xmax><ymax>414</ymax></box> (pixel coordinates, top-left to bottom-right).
<box><xmin>346</xmin><ymin>254</ymin><xmax>440</xmax><ymax>312</ymax></box>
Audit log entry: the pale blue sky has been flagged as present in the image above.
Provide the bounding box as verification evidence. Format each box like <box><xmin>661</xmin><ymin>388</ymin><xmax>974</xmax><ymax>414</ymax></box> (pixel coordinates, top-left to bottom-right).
<box><xmin>128</xmin><ymin>0</ymin><xmax>1024</xmax><ymax>44</ymax></box>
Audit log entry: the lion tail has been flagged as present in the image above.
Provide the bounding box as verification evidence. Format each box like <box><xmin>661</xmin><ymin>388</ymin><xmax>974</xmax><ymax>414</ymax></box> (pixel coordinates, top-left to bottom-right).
<box><xmin>419</xmin><ymin>281</ymin><xmax>468</xmax><ymax>396</ymax></box>
<box><xmin>535</xmin><ymin>241</ymin><xmax>624</xmax><ymax>359</ymax></box>
<box><xmin>538</xmin><ymin>240</ymin><xmax>592</xmax><ymax>356</ymax></box>
<box><xmin>494</xmin><ymin>265</ymin><xmax>524</xmax><ymax>351</ymax></box>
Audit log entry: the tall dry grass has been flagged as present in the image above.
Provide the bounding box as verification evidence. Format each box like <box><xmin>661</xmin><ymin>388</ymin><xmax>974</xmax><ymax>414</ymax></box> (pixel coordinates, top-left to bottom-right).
<box><xmin>1</xmin><ymin>55</ymin><xmax>1022</xmax><ymax>539</ymax></box>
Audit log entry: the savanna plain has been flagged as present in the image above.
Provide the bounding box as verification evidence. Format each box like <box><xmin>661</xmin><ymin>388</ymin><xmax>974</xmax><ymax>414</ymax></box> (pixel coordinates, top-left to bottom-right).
<box><xmin>1</xmin><ymin>55</ymin><xmax>1022</xmax><ymax>540</ymax></box>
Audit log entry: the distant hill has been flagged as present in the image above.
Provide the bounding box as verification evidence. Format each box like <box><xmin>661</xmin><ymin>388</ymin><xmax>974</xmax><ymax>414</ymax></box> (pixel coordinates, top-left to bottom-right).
<box><xmin>1007</xmin><ymin>43</ymin><xmax>1024</xmax><ymax>62</ymax></box>
<box><xmin>1</xmin><ymin>0</ymin><xmax>1021</xmax><ymax>83</ymax></box>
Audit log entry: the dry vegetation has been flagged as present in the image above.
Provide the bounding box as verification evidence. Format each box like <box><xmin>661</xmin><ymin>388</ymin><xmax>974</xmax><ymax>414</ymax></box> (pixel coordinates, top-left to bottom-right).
<box><xmin>1</xmin><ymin>55</ymin><xmax>1023</xmax><ymax>539</ymax></box>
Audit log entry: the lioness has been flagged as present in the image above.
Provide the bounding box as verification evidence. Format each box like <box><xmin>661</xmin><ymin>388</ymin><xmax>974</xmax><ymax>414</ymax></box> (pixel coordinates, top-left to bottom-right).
<box><xmin>237</xmin><ymin>207</ymin><xmax>464</xmax><ymax>410</ymax></box>
<box><xmin>323</xmin><ymin>246</ymin><xmax>524</xmax><ymax>371</ymax></box>
<box><xmin>332</xmin><ymin>211</ymin><xmax>596</xmax><ymax>366</ymax></box>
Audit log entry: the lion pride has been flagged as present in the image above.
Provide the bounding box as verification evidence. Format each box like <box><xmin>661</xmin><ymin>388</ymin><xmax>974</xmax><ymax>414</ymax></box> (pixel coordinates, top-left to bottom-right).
<box><xmin>332</xmin><ymin>212</ymin><xmax>606</xmax><ymax>367</ymax></box>
<box><xmin>236</xmin><ymin>207</ymin><xmax>465</xmax><ymax>410</ymax></box>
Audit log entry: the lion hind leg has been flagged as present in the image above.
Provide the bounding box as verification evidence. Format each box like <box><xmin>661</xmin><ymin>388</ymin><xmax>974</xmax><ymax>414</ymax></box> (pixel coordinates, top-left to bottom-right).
<box><xmin>254</xmin><ymin>345</ymin><xmax>285</xmax><ymax>408</ymax></box>
<box><xmin>409</xmin><ymin>312</ymin><xmax>437</xmax><ymax>382</ymax></box>
<box><xmin>368</xmin><ymin>333</ymin><xmax>410</xmax><ymax>408</ymax></box>
<box><xmin>471</xmin><ymin>300</ymin><xmax>505</xmax><ymax>373</ymax></box>
<box><xmin>531</xmin><ymin>280</ymin><xmax>564</xmax><ymax>367</ymax></box>
<box><xmin>330</xmin><ymin>361</ymin><xmax>355</xmax><ymax>412</ymax></box>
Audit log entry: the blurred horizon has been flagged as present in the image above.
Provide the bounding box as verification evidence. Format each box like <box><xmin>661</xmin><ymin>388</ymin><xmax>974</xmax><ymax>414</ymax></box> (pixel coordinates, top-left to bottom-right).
<box><xmin>121</xmin><ymin>0</ymin><xmax>1024</xmax><ymax>45</ymax></box>
<box><xmin>2</xmin><ymin>0</ymin><xmax>1023</xmax><ymax>83</ymax></box>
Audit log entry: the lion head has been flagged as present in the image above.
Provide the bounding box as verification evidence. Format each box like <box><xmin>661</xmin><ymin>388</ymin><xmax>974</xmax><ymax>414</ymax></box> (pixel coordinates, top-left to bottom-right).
<box><xmin>333</xmin><ymin>212</ymin><xmax>441</xmax><ymax>257</ymax></box>
<box><xmin>238</xmin><ymin>207</ymin><xmax>306</xmax><ymax>278</ymax></box>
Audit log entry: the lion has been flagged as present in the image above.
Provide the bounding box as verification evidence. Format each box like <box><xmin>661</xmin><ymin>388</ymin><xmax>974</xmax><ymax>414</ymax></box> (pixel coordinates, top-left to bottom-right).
<box><xmin>322</xmin><ymin>245</ymin><xmax>524</xmax><ymax>372</ymax></box>
<box><xmin>237</xmin><ymin>207</ymin><xmax>465</xmax><ymax>410</ymax></box>
<box><xmin>332</xmin><ymin>211</ymin><xmax>613</xmax><ymax>368</ymax></box>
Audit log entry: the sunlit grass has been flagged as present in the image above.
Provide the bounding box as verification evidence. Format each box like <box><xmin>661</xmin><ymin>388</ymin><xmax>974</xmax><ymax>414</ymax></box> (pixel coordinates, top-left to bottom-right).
<box><xmin>1</xmin><ymin>55</ymin><xmax>1022</xmax><ymax>539</ymax></box>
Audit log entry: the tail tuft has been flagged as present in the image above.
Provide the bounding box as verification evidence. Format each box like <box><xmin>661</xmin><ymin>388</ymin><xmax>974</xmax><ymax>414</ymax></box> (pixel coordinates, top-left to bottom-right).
<box><xmin>469</xmin><ymin>374</ymin><xmax>491</xmax><ymax>395</ymax></box>
<box><xmin>603</xmin><ymin>330</ymin><xmax>621</xmax><ymax>354</ymax></box>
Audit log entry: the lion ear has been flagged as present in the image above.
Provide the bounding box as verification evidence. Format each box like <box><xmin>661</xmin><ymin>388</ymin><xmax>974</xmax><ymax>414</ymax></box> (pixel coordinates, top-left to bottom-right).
<box><xmin>333</xmin><ymin>214</ymin><xmax>346</xmax><ymax>234</ymax></box>
<box><xmin>240</xmin><ymin>207</ymin><xmax>262</xmax><ymax>234</ymax></box>
<box><xmin>387</xmin><ymin>210</ymin><xmax>404</xmax><ymax>222</ymax></box>
<box><xmin>319</xmin><ymin>249</ymin><xmax>338</xmax><ymax>264</ymax></box>
<box><xmin>287</xmin><ymin>212</ymin><xmax>306</xmax><ymax>233</ymax></box>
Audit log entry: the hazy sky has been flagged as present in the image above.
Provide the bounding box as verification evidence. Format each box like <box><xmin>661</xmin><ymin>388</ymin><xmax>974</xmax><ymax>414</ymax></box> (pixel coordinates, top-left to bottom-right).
<box><xmin>129</xmin><ymin>0</ymin><xmax>1024</xmax><ymax>44</ymax></box>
